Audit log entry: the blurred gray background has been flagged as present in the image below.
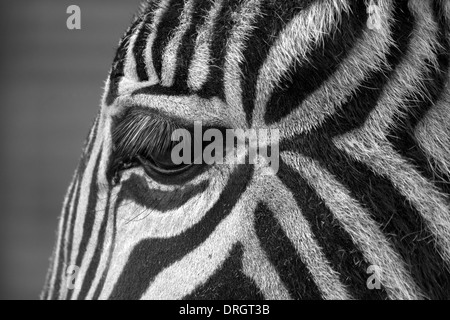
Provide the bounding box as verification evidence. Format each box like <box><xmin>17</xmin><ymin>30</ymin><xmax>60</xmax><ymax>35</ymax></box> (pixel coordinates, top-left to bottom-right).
<box><xmin>0</xmin><ymin>0</ymin><xmax>142</xmax><ymax>300</ymax></box>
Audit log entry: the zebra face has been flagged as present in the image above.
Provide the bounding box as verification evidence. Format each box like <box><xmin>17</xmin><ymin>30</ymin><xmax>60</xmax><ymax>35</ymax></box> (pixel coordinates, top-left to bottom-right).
<box><xmin>43</xmin><ymin>0</ymin><xmax>450</xmax><ymax>300</ymax></box>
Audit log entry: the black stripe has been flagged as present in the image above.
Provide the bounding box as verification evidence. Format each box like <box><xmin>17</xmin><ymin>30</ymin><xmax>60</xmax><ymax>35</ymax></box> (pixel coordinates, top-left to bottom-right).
<box><xmin>239</xmin><ymin>0</ymin><xmax>317</xmax><ymax>125</ymax></box>
<box><xmin>277</xmin><ymin>162</ymin><xmax>388</xmax><ymax>300</ymax></box>
<box><xmin>196</xmin><ymin>0</ymin><xmax>244</xmax><ymax>100</ymax></box>
<box><xmin>264</xmin><ymin>0</ymin><xmax>366</xmax><ymax>124</ymax></box>
<box><xmin>105</xmin><ymin>18</ymin><xmax>142</xmax><ymax>106</ymax></box>
<box><xmin>171</xmin><ymin>0</ymin><xmax>215</xmax><ymax>92</ymax></box>
<box><xmin>387</xmin><ymin>0</ymin><xmax>450</xmax><ymax>198</ymax></box>
<box><xmin>133</xmin><ymin>0</ymin><xmax>162</xmax><ymax>82</ymax></box>
<box><xmin>254</xmin><ymin>203</ymin><xmax>324</xmax><ymax>300</ymax></box>
<box><xmin>118</xmin><ymin>173</ymin><xmax>209</xmax><ymax>213</ymax></box>
<box><xmin>67</xmin><ymin>151</ymin><xmax>102</xmax><ymax>300</ymax></box>
<box><xmin>92</xmin><ymin>187</ymin><xmax>119</xmax><ymax>300</ymax></box>
<box><xmin>152</xmin><ymin>0</ymin><xmax>185</xmax><ymax>80</ymax></box>
<box><xmin>109</xmin><ymin>165</ymin><xmax>253</xmax><ymax>300</ymax></box>
<box><xmin>77</xmin><ymin>190</ymin><xmax>112</xmax><ymax>300</ymax></box>
<box><xmin>49</xmin><ymin>173</ymin><xmax>78</xmax><ymax>300</ymax></box>
<box><xmin>184</xmin><ymin>243</ymin><xmax>264</xmax><ymax>300</ymax></box>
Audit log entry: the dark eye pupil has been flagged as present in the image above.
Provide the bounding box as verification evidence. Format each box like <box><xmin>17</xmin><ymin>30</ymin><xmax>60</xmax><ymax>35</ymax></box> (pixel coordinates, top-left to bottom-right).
<box><xmin>137</xmin><ymin>152</ymin><xmax>193</xmax><ymax>177</ymax></box>
<box><xmin>149</xmin><ymin>151</ymin><xmax>183</xmax><ymax>170</ymax></box>
<box><xmin>151</xmin><ymin>147</ymin><xmax>173</xmax><ymax>165</ymax></box>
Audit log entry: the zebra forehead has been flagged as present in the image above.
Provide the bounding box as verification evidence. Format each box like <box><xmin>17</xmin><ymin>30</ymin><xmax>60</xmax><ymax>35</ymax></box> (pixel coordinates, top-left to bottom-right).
<box><xmin>136</xmin><ymin>0</ymin><xmax>325</xmax><ymax>24</ymax></box>
<box><xmin>119</xmin><ymin>0</ymin><xmax>348</xmax><ymax>64</ymax></box>
<box><xmin>106</xmin><ymin>0</ymin><xmax>358</xmax><ymax>121</ymax></box>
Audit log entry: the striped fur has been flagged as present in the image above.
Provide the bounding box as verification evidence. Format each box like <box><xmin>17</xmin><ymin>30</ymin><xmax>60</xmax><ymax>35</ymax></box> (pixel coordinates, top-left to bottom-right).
<box><xmin>43</xmin><ymin>0</ymin><xmax>450</xmax><ymax>300</ymax></box>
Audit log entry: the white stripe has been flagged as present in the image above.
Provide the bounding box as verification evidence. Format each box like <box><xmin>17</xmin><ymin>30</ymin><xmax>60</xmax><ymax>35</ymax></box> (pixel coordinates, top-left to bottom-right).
<box><xmin>160</xmin><ymin>0</ymin><xmax>197</xmax><ymax>86</ymax></box>
<box><xmin>415</xmin><ymin>84</ymin><xmax>450</xmax><ymax>173</ymax></box>
<box><xmin>144</xmin><ymin>0</ymin><xmax>172</xmax><ymax>83</ymax></box>
<box><xmin>223</xmin><ymin>0</ymin><xmax>263</xmax><ymax>129</ymax></box>
<box><xmin>122</xmin><ymin>93</ymin><xmax>237</xmax><ymax>127</ymax></box>
<box><xmin>97</xmin><ymin>116</ymin><xmax>111</xmax><ymax>190</ymax></box>
<box><xmin>241</xmin><ymin>234</ymin><xmax>292</xmax><ymax>300</ymax></box>
<box><xmin>187</xmin><ymin>0</ymin><xmax>225</xmax><ymax>90</ymax></box>
<box><xmin>123</xmin><ymin>21</ymin><xmax>145</xmax><ymax>81</ymax></box>
<box><xmin>141</xmin><ymin>206</ymin><xmax>241</xmax><ymax>299</ymax></box>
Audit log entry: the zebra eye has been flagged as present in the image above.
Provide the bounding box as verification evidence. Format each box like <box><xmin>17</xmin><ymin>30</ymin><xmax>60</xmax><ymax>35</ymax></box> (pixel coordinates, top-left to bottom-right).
<box><xmin>110</xmin><ymin>151</ymin><xmax>194</xmax><ymax>185</ymax></box>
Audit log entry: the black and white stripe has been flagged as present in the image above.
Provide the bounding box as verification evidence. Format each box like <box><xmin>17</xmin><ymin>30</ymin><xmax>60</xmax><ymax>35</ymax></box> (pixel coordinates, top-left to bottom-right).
<box><xmin>43</xmin><ymin>0</ymin><xmax>450</xmax><ymax>300</ymax></box>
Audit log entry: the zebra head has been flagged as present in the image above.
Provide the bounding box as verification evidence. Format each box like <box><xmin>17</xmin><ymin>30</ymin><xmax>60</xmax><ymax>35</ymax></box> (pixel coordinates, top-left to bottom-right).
<box><xmin>43</xmin><ymin>0</ymin><xmax>450</xmax><ymax>300</ymax></box>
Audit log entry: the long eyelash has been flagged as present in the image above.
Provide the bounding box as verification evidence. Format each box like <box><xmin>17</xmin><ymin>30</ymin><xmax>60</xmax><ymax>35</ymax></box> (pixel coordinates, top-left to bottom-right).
<box><xmin>112</xmin><ymin>109</ymin><xmax>181</xmax><ymax>160</ymax></box>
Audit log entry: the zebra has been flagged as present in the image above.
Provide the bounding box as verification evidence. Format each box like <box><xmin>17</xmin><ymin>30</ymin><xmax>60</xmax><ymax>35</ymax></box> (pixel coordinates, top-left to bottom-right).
<box><xmin>42</xmin><ymin>0</ymin><xmax>450</xmax><ymax>300</ymax></box>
